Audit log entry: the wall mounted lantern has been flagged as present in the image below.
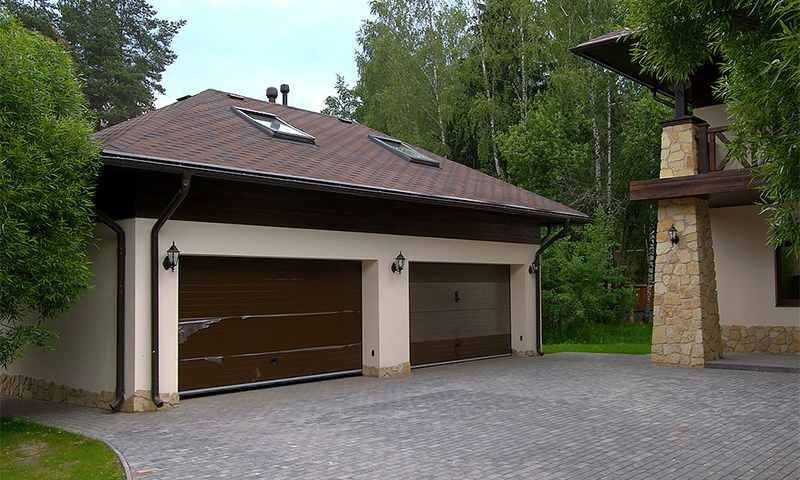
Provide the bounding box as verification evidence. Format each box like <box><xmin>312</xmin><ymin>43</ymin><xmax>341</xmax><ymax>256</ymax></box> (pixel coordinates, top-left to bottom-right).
<box><xmin>163</xmin><ymin>241</ymin><xmax>180</xmax><ymax>271</ymax></box>
<box><xmin>391</xmin><ymin>251</ymin><xmax>406</xmax><ymax>274</ymax></box>
<box><xmin>668</xmin><ymin>225</ymin><xmax>679</xmax><ymax>245</ymax></box>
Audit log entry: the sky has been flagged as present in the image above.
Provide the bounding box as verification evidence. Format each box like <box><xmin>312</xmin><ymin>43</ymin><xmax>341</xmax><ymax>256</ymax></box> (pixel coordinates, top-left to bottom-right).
<box><xmin>147</xmin><ymin>0</ymin><xmax>373</xmax><ymax>112</ymax></box>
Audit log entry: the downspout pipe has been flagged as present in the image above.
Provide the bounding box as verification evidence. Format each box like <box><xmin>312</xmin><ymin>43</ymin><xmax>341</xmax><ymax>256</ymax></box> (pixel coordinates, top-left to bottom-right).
<box><xmin>530</xmin><ymin>220</ymin><xmax>572</xmax><ymax>356</ymax></box>
<box><xmin>150</xmin><ymin>174</ymin><xmax>191</xmax><ymax>408</ymax></box>
<box><xmin>94</xmin><ymin>208</ymin><xmax>126</xmax><ymax>411</ymax></box>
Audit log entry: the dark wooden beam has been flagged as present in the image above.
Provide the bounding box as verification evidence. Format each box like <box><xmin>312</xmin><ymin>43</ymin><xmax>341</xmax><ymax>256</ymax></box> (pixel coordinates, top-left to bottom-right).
<box><xmin>629</xmin><ymin>169</ymin><xmax>763</xmax><ymax>202</ymax></box>
<box><xmin>674</xmin><ymin>81</ymin><xmax>689</xmax><ymax>117</ymax></box>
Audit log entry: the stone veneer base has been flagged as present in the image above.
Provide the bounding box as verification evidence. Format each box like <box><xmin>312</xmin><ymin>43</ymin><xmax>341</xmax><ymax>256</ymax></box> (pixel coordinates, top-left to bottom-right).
<box><xmin>1</xmin><ymin>373</ymin><xmax>179</xmax><ymax>412</ymax></box>
<box><xmin>512</xmin><ymin>349</ymin><xmax>540</xmax><ymax>357</ymax></box>
<box><xmin>721</xmin><ymin>325</ymin><xmax>799</xmax><ymax>354</ymax></box>
<box><xmin>362</xmin><ymin>362</ymin><xmax>411</xmax><ymax>378</ymax></box>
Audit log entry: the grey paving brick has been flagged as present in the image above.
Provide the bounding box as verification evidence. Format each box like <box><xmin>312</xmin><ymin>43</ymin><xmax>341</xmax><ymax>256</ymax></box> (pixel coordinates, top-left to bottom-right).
<box><xmin>2</xmin><ymin>353</ymin><xmax>798</xmax><ymax>479</ymax></box>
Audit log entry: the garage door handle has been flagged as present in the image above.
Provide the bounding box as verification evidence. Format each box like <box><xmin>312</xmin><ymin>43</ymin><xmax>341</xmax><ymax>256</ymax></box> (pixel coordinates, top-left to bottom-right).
<box><xmin>455</xmin><ymin>291</ymin><xmax>460</xmax><ymax>302</ymax></box>
<box><xmin>455</xmin><ymin>342</ymin><xmax>461</xmax><ymax>349</ymax></box>
<box><xmin>270</xmin><ymin>357</ymin><xmax>279</xmax><ymax>365</ymax></box>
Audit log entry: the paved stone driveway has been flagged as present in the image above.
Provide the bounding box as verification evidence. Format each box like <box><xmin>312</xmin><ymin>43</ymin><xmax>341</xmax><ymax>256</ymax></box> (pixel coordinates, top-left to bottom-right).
<box><xmin>3</xmin><ymin>353</ymin><xmax>799</xmax><ymax>479</ymax></box>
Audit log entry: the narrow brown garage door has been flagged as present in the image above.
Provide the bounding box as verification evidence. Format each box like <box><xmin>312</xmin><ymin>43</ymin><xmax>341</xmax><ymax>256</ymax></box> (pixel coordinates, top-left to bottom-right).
<box><xmin>410</xmin><ymin>263</ymin><xmax>511</xmax><ymax>366</ymax></box>
<box><xmin>178</xmin><ymin>257</ymin><xmax>362</xmax><ymax>394</ymax></box>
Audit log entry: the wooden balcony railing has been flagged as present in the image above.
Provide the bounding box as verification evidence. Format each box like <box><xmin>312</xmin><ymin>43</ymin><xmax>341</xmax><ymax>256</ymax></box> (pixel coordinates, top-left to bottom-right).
<box><xmin>697</xmin><ymin>124</ymin><xmax>761</xmax><ymax>174</ymax></box>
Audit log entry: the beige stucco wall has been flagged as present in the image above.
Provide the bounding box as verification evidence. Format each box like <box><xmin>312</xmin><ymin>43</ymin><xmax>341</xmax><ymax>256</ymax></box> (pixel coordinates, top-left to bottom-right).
<box><xmin>2</xmin><ymin>224</ymin><xmax>118</xmax><ymax>394</ymax></box>
<box><xmin>711</xmin><ymin>205</ymin><xmax>799</xmax><ymax>328</ymax></box>
<box><xmin>4</xmin><ymin>217</ymin><xmax>541</xmax><ymax>407</ymax></box>
<box><xmin>693</xmin><ymin>105</ymin><xmax>731</xmax><ymax>129</ymax></box>
<box><xmin>153</xmin><ymin>219</ymin><xmax>539</xmax><ymax>395</ymax></box>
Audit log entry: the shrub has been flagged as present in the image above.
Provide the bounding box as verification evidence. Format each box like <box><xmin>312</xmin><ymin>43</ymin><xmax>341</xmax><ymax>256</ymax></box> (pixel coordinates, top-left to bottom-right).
<box><xmin>541</xmin><ymin>208</ymin><xmax>635</xmax><ymax>341</ymax></box>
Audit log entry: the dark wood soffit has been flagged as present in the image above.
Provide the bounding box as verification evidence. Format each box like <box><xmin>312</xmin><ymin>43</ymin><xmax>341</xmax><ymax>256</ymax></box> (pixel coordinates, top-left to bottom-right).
<box><xmin>629</xmin><ymin>169</ymin><xmax>764</xmax><ymax>202</ymax></box>
<box><xmin>96</xmin><ymin>168</ymin><xmax>543</xmax><ymax>245</ymax></box>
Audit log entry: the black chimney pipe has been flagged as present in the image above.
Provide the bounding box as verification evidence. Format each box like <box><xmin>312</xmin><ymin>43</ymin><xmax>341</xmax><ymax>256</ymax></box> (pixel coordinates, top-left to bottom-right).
<box><xmin>280</xmin><ymin>84</ymin><xmax>289</xmax><ymax>105</ymax></box>
<box><xmin>266</xmin><ymin>86</ymin><xmax>278</xmax><ymax>103</ymax></box>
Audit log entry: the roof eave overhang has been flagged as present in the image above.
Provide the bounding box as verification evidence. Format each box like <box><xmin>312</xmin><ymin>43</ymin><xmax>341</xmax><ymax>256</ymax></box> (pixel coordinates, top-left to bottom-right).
<box><xmin>100</xmin><ymin>150</ymin><xmax>591</xmax><ymax>225</ymax></box>
<box><xmin>569</xmin><ymin>30</ymin><xmax>674</xmax><ymax>100</ymax></box>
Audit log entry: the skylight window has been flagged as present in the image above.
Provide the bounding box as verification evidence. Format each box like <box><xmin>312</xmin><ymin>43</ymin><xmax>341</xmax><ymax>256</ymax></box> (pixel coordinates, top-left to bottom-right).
<box><xmin>370</xmin><ymin>135</ymin><xmax>440</xmax><ymax>167</ymax></box>
<box><xmin>233</xmin><ymin>107</ymin><xmax>315</xmax><ymax>144</ymax></box>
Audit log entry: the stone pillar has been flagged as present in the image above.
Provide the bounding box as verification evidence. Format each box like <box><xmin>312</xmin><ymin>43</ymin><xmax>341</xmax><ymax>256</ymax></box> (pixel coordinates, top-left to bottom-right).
<box><xmin>659</xmin><ymin>117</ymin><xmax>701</xmax><ymax>178</ymax></box>
<box><xmin>651</xmin><ymin>199</ymin><xmax>721</xmax><ymax>366</ymax></box>
<box><xmin>650</xmin><ymin>117</ymin><xmax>722</xmax><ymax>367</ymax></box>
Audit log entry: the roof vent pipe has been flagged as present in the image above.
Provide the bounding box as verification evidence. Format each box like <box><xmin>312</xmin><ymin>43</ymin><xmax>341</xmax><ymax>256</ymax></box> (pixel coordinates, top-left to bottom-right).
<box><xmin>280</xmin><ymin>84</ymin><xmax>289</xmax><ymax>105</ymax></box>
<box><xmin>266</xmin><ymin>86</ymin><xmax>278</xmax><ymax>103</ymax></box>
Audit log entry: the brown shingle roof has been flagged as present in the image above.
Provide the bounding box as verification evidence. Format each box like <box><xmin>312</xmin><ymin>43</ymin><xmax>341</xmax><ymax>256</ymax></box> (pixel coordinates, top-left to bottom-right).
<box><xmin>97</xmin><ymin>89</ymin><xmax>589</xmax><ymax>222</ymax></box>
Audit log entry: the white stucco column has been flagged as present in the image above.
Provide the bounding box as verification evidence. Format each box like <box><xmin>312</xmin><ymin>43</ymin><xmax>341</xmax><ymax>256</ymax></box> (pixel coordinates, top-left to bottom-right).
<box><xmin>510</xmin><ymin>263</ymin><xmax>539</xmax><ymax>356</ymax></box>
<box><xmin>362</xmin><ymin>258</ymin><xmax>411</xmax><ymax>377</ymax></box>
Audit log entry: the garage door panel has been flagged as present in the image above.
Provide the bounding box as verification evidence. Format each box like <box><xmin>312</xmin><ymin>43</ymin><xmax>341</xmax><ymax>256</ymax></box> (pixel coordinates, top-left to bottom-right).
<box><xmin>179</xmin><ymin>344</ymin><xmax>362</xmax><ymax>392</ymax></box>
<box><xmin>411</xmin><ymin>263</ymin><xmax>509</xmax><ymax>283</ymax></box>
<box><xmin>410</xmin><ymin>334</ymin><xmax>511</xmax><ymax>366</ymax></box>
<box><xmin>410</xmin><ymin>263</ymin><xmax>510</xmax><ymax>366</ymax></box>
<box><xmin>410</xmin><ymin>283</ymin><xmax>510</xmax><ymax>312</ymax></box>
<box><xmin>410</xmin><ymin>309</ymin><xmax>510</xmax><ymax>343</ymax></box>
<box><xmin>178</xmin><ymin>312</ymin><xmax>361</xmax><ymax>358</ymax></box>
<box><xmin>179</xmin><ymin>256</ymin><xmax>362</xmax><ymax>393</ymax></box>
<box><xmin>179</xmin><ymin>292</ymin><xmax>361</xmax><ymax>320</ymax></box>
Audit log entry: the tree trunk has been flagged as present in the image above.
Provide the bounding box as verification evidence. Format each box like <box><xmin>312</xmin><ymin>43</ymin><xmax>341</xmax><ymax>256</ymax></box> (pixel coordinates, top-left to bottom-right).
<box><xmin>472</xmin><ymin>0</ymin><xmax>503</xmax><ymax>179</ymax></box>
<box><xmin>519</xmin><ymin>14</ymin><xmax>528</xmax><ymax>125</ymax></box>
<box><xmin>606</xmin><ymin>86</ymin><xmax>612</xmax><ymax>208</ymax></box>
<box><xmin>425</xmin><ymin>2</ymin><xmax>448</xmax><ymax>154</ymax></box>
<box><xmin>589</xmin><ymin>83</ymin><xmax>602</xmax><ymax>198</ymax></box>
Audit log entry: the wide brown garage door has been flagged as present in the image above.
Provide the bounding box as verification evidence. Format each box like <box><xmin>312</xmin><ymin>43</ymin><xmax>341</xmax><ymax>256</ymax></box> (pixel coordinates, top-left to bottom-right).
<box><xmin>178</xmin><ymin>257</ymin><xmax>362</xmax><ymax>394</ymax></box>
<box><xmin>410</xmin><ymin>263</ymin><xmax>511</xmax><ymax>366</ymax></box>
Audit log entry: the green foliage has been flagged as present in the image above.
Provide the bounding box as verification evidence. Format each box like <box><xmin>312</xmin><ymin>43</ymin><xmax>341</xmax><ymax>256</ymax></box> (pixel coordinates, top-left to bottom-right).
<box><xmin>622</xmin><ymin>0</ymin><xmax>800</xmax><ymax>257</ymax></box>
<box><xmin>541</xmin><ymin>209</ymin><xmax>636</xmax><ymax>335</ymax></box>
<box><xmin>350</xmin><ymin>0</ymin><xmax>669</xmax><ymax>317</ymax></box>
<box><xmin>321</xmin><ymin>74</ymin><xmax>361</xmax><ymax>120</ymax></box>
<box><xmin>2</xmin><ymin>0</ymin><xmax>185</xmax><ymax>129</ymax></box>
<box><xmin>355</xmin><ymin>0</ymin><xmax>469</xmax><ymax>157</ymax></box>
<box><xmin>1</xmin><ymin>417</ymin><xmax>125</xmax><ymax>479</ymax></box>
<box><xmin>500</xmin><ymin>68</ymin><xmax>596</xmax><ymax>202</ymax></box>
<box><xmin>0</xmin><ymin>11</ymin><xmax>100</xmax><ymax>368</ymax></box>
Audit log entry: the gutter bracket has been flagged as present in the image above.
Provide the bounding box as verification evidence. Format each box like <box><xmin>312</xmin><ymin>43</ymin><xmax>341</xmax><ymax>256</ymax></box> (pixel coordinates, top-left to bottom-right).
<box><xmin>533</xmin><ymin>220</ymin><xmax>573</xmax><ymax>356</ymax></box>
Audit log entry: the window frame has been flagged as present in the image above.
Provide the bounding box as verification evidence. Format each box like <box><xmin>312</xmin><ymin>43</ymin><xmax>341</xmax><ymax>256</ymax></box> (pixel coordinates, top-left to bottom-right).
<box><xmin>775</xmin><ymin>244</ymin><xmax>800</xmax><ymax>307</ymax></box>
<box><xmin>369</xmin><ymin>135</ymin><xmax>440</xmax><ymax>168</ymax></box>
<box><xmin>232</xmin><ymin>106</ymin><xmax>316</xmax><ymax>145</ymax></box>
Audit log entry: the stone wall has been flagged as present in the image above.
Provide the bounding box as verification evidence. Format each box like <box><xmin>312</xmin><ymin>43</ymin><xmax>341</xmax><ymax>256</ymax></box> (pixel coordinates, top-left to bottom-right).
<box><xmin>363</xmin><ymin>362</ymin><xmax>411</xmax><ymax>378</ymax></box>
<box><xmin>512</xmin><ymin>349</ymin><xmax>540</xmax><ymax>357</ymax></box>
<box><xmin>651</xmin><ymin>198</ymin><xmax>722</xmax><ymax>367</ymax></box>
<box><xmin>721</xmin><ymin>326</ymin><xmax>800</xmax><ymax>354</ymax></box>
<box><xmin>0</xmin><ymin>373</ymin><xmax>179</xmax><ymax>412</ymax></box>
<box><xmin>660</xmin><ymin>120</ymin><xmax>700</xmax><ymax>178</ymax></box>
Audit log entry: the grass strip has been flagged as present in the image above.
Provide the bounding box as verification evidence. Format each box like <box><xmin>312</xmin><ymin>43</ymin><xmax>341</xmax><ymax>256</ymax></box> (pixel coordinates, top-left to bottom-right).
<box><xmin>544</xmin><ymin>322</ymin><xmax>653</xmax><ymax>345</ymax></box>
<box><xmin>543</xmin><ymin>342</ymin><xmax>651</xmax><ymax>355</ymax></box>
<box><xmin>0</xmin><ymin>416</ymin><xmax>125</xmax><ymax>480</ymax></box>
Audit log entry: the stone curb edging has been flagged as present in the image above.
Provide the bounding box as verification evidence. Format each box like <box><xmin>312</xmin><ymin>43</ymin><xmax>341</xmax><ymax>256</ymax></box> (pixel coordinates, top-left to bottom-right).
<box><xmin>704</xmin><ymin>362</ymin><xmax>799</xmax><ymax>374</ymax></box>
<box><xmin>101</xmin><ymin>438</ymin><xmax>133</xmax><ymax>480</ymax></box>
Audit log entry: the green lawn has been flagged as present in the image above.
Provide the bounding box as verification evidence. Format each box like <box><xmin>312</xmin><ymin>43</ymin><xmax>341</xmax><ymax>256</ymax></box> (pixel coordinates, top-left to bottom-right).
<box><xmin>543</xmin><ymin>342</ymin><xmax>651</xmax><ymax>355</ymax></box>
<box><xmin>0</xmin><ymin>417</ymin><xmax>125</xmax><ymax>480</ymax></box>
<box><xmin>543</xmin><ymin>322</ymin><xmax>652</xmax><ymax>355</ymax></box>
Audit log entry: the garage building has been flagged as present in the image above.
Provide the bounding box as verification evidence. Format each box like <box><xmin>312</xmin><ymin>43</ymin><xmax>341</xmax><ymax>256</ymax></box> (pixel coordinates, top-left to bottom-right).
<box><xmin>2</xmin><ymin>88</ymin><xmax>589</xmax><ymax>411</ymax></box>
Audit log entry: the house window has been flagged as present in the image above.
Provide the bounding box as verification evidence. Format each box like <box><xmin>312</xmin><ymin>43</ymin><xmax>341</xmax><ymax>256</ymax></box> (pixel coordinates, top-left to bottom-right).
<box><xmin>776</xmin><ymin>244</ymin><xmax>800</xmax><ymax>306</ymax></box>
<box><xmin>369</xmin><ymin>135</ymin><xmax>440</xmax><ymax>167</ymax></box>
<box><xmin>233</xmin><ymin>107</ymin><xmax>315</xmax><ymax>144</ymax></box>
